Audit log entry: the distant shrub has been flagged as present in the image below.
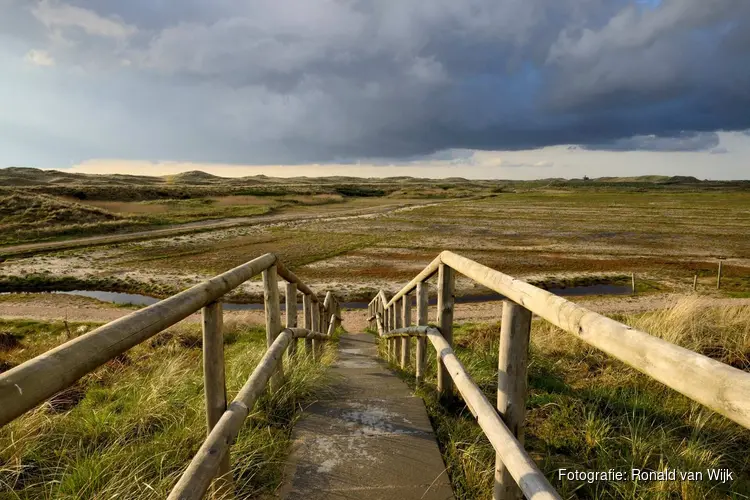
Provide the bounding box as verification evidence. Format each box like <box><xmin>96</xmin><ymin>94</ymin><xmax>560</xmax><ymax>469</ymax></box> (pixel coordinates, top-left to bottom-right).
<box><xmin>334</xmin><ymin>186</ymin><xmax>385</xmax><ymax>197</ymax></box>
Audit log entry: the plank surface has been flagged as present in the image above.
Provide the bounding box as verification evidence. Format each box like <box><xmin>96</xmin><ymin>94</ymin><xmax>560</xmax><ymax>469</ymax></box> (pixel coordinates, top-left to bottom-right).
<box><xmin>281</xmin><ymin>333</ymin><xmax>453</xmax><ymax>500</ymax></box>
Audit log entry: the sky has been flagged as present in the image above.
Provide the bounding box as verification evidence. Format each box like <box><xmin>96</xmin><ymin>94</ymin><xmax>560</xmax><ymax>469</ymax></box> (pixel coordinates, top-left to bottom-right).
<box><xmin>1</xmin><ymin>0</ymin><xmax>749</xmax><ymax>179</ymax></box>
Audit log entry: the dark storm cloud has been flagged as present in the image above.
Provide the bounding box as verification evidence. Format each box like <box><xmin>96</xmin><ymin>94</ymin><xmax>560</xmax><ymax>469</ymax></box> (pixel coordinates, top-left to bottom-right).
<box><xmin>2</xmin><ymin>0</ymin><xmax>750</xmax><ymax>166</ymax></box>
<box><xmin>584</xmin><ymin>131</ymin><xmax>721</xmax><ymax>152</ymax></box>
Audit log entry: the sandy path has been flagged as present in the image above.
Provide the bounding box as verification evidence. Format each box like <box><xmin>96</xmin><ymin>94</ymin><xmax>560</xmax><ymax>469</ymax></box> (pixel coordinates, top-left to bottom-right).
<box><xmin>4</xmin><ymin>293</ymin><xmax>749</xmax><ymax>333</ymax></box>
<box><xmin>0</xmin><ymin>293</ymin><xmax>375</xmax><ymax>333</ymax></box>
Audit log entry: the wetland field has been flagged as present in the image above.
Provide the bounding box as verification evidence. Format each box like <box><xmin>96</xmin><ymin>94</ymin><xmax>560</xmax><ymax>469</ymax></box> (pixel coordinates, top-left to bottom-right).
<box><xmin>2</xmin><ymin>168</ymin><xmax>750</xmax><ymax>499</ymax></box>
<box><xmin>1</xmin><ymin>168</ymin><xmax>749</xmax><ymax>305</ymax></box>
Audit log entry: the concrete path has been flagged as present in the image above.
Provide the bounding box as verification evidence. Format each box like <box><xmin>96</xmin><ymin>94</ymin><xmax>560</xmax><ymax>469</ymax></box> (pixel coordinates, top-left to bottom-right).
<box><xmin>280</xmin><ymin>333</ymin><xmax>454</xmax><ymax>500</ymax></box>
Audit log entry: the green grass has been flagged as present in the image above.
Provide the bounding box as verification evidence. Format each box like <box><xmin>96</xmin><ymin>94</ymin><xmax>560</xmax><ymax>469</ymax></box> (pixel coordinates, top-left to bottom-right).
<box><xmin>112</xmin><ymin>228</ymin><xmax>380</xmax><ymax>276</ymax></box>
<box><xmin>381</xmin><ymin>298</ymin><xmax>750</xmax><ymax>499</ymax></box>
<box><xmin>0</xmin><ymin>192</ymin><xmax>155</xmax><ymax>246</ymax></box>
<box><xmin>0</xmin><ymin>318</ymin><xmax>337</xmax><ymax>499</ymax></box>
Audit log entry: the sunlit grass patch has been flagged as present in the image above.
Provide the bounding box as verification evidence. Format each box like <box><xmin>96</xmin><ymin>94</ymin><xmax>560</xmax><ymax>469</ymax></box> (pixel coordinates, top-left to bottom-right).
<box><xmin>0</xmin><ymin>318</ymin><xmax>336</xmax><ymax>499</ymax></box>
<box><xmin>384</xmin><ymin>298</ymin><xmax>750</xmax><ymax>499</ymax></box>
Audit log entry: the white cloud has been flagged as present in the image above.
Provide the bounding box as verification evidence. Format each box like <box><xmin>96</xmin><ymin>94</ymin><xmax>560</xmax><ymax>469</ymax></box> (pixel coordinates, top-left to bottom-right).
<box><xmin>25</xmin><ymin>49</ymin><xmax>54</xmax><ymax>66</ymax></box>
<box><xmin>32</xmin><ymin>0</ymin><xmax>136</xmax><ymax>39</ymax></box>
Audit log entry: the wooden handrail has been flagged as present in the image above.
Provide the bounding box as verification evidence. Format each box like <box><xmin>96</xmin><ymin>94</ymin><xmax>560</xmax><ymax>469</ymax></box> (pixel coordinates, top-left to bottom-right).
<box><xmin>380</xmin><ymin>325</ymin><xmax>431</xmax><ymax>338</ymax></box>
<box><xmin>0</xmin><ymin>252</ymin><xmax>279</xmax><ymax>426</ymax></box>
<box><xmin>0</xmin><ymin>251</ymin><xmax>339</xmax><ymax>500</ymax></box>
<box><xmin>374</xmin><ymin>249</ymin><xmax>750</xmax><ymax>499</ymax></box>
<box><xmin>438</xmin><ymin>250</ymin><xmax>750</xmax><ymax>430</ymax></box>
<box><xmin>373</xmin><ymin>322</ymin><xmax>559</xmax><ymax>499</ymax></box>
<box><xmin>376</xmin><ymin>250</ymin><xmax>750</xmax><ymax>430</ymax></box>
<box><xmin>385</xmin><ymin>255</ymin><xmax>441</xmax><ymax>308</ymax></box>
<box><xmin>276</xmin><ymin>260</ymin><xmax>319</xmax><ymax>302</ymax></box>
<box><xmin>424</xmin><ymin>329</ymin><xmax>560</xmax><ymax>500</ymax></box>
<box><xmin>168</xmin><ymin>327</ymin><xmax>332</xmax><ymax>500</ymax></box>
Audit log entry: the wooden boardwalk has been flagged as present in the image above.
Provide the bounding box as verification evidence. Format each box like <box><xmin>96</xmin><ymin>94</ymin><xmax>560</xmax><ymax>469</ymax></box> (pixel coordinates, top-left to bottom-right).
<box><xmin>280</xmin><ymin>333</ymin><xmax>453</xmax><ymax>499</ymax></box>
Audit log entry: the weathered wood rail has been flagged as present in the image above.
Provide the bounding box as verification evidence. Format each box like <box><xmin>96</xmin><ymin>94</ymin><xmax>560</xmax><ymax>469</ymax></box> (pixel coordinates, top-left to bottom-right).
<box><xmin>0</xmin><ymin>252</ymin><xmax>341</xmax><ymax>499</ymax></box>
<box><xmin>368</xmin><ymin>250</ymin><xmax>750</xmax><ymax>500</ymax></box>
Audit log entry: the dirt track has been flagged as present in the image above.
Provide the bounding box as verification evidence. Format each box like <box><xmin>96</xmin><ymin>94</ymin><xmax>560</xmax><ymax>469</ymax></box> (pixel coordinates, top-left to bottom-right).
<box><xmin>0</xmin><ymin>199</ymin><xmax>448</xmax><ymax>259</ymax></box>
<box><xmin>4</xmin><ymin>293</ymin><xmax>750</xmax><ymax>334</ymax></box>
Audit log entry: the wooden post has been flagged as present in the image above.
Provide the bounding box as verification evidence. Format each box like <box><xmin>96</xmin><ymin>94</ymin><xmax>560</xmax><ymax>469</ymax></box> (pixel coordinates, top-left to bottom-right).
<box><xmin>312</xmin><ymin>301</ymin><xmax>321</xmax><ymax>359</ymax></box>
<box><xmin>202</xmin><ymin>302</ymin><xmax>234</xmax><ymax>498</ymax></box>
<box><xmin>400</xmin><ymin>295</ymin><xmax>411</xmax><ymax>369</ymax></box>
<box><xmin>631</xmin><ymin>272</ymin><xmax>636</xmax><ymax>294</ymax></box>
<box><xmin>379</xmin><ymin>300</ymin><xmax>385</xmax><ymax>331</ymax></box>
<box><xmin>392</xmin><ymin>305</ymin><xmax>399</xmax><ymax>361</ymax></box>
<box><xmin>0</xmin><ymin>253</ymin><xmax>278</xmax><ymax>428</ymax></box>
<box><xmin>286</xmin><ymin>283</ymin><xmax>298</xmax><ymax>357</ymax></box>
<box><xmin>394</xmin><ymin>300</ymin><xmax>403</xmax><ymax>365</ymax></box>
<box><xmin>717</xmin><ymin>260</ymin><xmax>723</xmax><ymax>290</ymax></box>
<box><xmin>262</xmin><ymin>267</ymin><xmax>283</xmax><ymax>392</ymax></box>
<box><xmin>438</xmin><ymin>249</ymin><xmax>750</xmax><ymax>431</ymax></box>
<box><xmin>384</xmin><ymin>305</ymin><xmax>390</xmax><ymax>332</ymax></box>
<box><xmin>319</xmin><ymin>300</ymin><xmax>327</xmax><ymax>338</ymax></box>
<box><xmin>303</xmin><ymin>294</ymin><xmax>313</xmax><ymax>355</ymax></box>
<box><xmin>437</xmin><ymin>263</ymin><xmax>455</xmax><ymax>396</ymax></box>
<box><xmin>322</xmin><ymin>299</ymin><xmax>330</xmax><ymax>336</ymax></box>
<box><xmin>416</xmin><ymin>282</ymin><xmax>428</xmax><ymax>383</ymax></box>
<box><xmin>494</xmin><ymin>300</ymin><xmax>532</xmax><ymax>500</ymax></box>
<box><xmin>383</xmin><ymin>304</ymin><xmax>393</xmax><ymax>361</ymax></box>
<box><xmin>693</xmin><ymin>274</ymin><xmax>698</xmax><ymax>292</ymax></box>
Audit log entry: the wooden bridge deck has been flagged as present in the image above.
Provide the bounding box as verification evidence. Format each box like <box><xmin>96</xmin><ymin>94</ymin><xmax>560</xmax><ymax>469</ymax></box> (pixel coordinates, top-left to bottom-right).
<box><xmin>280</xmin><ymin>333</ymin><xmax>454</xmax><ymax>499</ymax></box>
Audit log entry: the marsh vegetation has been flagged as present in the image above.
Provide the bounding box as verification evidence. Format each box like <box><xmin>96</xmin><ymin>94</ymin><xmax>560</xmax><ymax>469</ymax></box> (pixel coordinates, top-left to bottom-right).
<box><xmin>0</xmin><ymin>317</ymin><xmax>337</xmax><ymax>499</ymax></box>
<box><xmin>381</xmin><ymin>296</ymin><xmax>750</xmax><ymax>499</ymax></box>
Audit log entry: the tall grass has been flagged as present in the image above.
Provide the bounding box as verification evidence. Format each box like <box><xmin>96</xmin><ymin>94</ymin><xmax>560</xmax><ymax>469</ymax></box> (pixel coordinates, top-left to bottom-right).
<box><xmin>0</xmin><ymin>316</ymin><xmax>335</xmax><ymax>499</ymax></box>
<box><xmin>388</xmin><ymin>297</ymin><xmax>750</xmax><ymax>499</ymax></box>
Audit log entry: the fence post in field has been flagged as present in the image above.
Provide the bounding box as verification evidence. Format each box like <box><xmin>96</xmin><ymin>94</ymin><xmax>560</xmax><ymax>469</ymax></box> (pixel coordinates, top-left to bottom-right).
<box><xmin>394</xmin><ymin>299</ymin><xmax>403</xmax><ymax>365</ymax></box>
<box><xmin>401</xmin><ymin>294</ymin><xmax>412</xmax><ymax>369</ymax></box>
<box><xmin>437</xmin><ymin>263</ymin><xmax>455</xmax><ymax>396</ymax></box>
<box><xmin>303</xmin><ymin>294</ymin><xmax>313</xmax><ymax>355</ymax></box>
<box><xmin>494</xmin><ymin>300</ymin><xmax>532</xmax><ymax>500</ymax></box>
<box><xmin>717</xmin><ymin>260</ymin><xmax>723</xmax><ymax>289</ymax></box>
<box><xmin>263</xmin><ymin>266</ymin><xmax>284</xmax><ymax>392</ymax></box>
<box><xmin>286</xmin><ymin>283</ymin><xmax>298</xmax><ymax>357</ymax></box>
<box><xmin>693</xmin><ymin>274</ymin><xmax>698</xmax><ymax>291</ymax></box>
<box><xmin>415</xmin><ymin>282</ymin><xmax>428</xmax><ymax>383</ymax></box>
<box><xmin>312</xmin><ymin>301</ymin><xmax>321</xmax><ymax>359</ymax></box>
<box><xmin>201</xmin><ymin>301</ymin><xmax>234</xmax><ymax>497</ymax></box>
<box><xmin>631</xmin><ymin>272</ymin><xmax>636</xmax><ymax>294</ymax></box>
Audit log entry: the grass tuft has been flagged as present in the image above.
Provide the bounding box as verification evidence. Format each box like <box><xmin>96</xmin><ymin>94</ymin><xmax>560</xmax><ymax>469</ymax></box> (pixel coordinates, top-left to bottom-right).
<box><xmin>0</xmin><ymin>318</ymin><xmax>336</xmax><ymax>499</ymax></box>
<box><xmin>384</xmin><ymin>298</ymin><xmax>750</xmax><ymax>499</ymax></box>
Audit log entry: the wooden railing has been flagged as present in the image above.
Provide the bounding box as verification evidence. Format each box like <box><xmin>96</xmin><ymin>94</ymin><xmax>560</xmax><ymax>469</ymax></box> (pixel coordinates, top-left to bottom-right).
<box><xmin>368</xmin><ymin>250</ymin><xmax>750</xmax><ymax>500</ymax></box>
<box><xmin>0</xmin><ymin>253</ymin><xmax>341</xmax><ymax>500</ymax></box>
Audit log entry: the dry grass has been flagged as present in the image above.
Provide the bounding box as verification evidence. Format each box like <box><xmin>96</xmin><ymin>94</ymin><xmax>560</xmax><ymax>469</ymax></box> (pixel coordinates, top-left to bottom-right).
<box><xmin>625</xmin><ymin>296</ymin><xmax>750</xmax><ymax>369</ymax></box>
<box><xmin>0</xmin><ymin>317</ymin><xmax>338</xmax><ymax>499</ymax></box>
<box><xmin>0</xmin><ymin>193</ymin><xmax>151</xmax><ymax>246</ymax></box>
<box><xmin>392</xmin><ymin>297</ymin><xmax>750</xmax><ymax>499</ymax></box>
